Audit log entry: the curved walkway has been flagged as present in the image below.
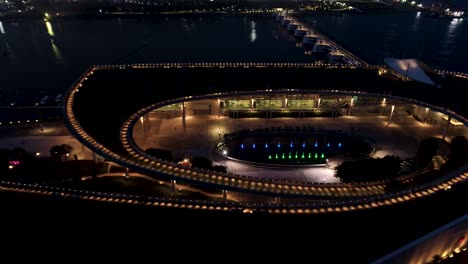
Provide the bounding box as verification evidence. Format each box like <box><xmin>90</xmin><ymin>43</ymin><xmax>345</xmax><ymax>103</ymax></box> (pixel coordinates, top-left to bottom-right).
<box><xmin>52</xmin><ymin>63</ymin><xmax>468</xmax><ymax>213</ymax></box>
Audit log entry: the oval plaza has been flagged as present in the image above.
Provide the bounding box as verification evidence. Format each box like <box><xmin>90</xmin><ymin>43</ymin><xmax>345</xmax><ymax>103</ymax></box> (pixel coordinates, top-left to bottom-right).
<box><xmin>64</xmin><ymin>62</ymin><xmax>468</xmax><ymax>213</ymax></box>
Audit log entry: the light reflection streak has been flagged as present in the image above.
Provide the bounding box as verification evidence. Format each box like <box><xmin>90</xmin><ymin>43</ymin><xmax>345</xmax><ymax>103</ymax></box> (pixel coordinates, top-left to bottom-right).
<box><xmin>117</xmin><ymin>18</ymin><xmax>123</xmax><ymax>33</ymax></box>
<box><xmin>4</xmin><ymin>41</ymin><xmax>16</xmax><ymax>61</ymax></box>
<box><xmin>250</xmin><ymin>20</ymin><xmax>256</xmax><ymax>43</ymax></box>
<box><xmin>448</xmin><ymin>18</ymin><xmax>462</xmax><ymax>35</ymax></box>
<box><xmin>0</xmin><ymin>21</ymin><xmax>5</xmax><ymax>34</ymax></box>
<box><xmin>51</xmin><ymin>40</ymin><xmax>63</xmax><ymax>64</ymax></box>
<box><xmin>45</xmin><ymin>21</ymin><xmax>54</xmax><ymax>37</ymax></box>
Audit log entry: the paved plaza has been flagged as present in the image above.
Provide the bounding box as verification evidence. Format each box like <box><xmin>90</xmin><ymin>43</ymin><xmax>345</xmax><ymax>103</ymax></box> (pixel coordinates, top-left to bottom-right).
<box><xmin>0</xmin><ymin>111</ymin><xmax>460</xmax><ymax>185</ymax></box>
<box><xmin>0</xmin><ymin>120</ymin><xmax>94</xmax><ymax>160</ymax></box>
<box><xmin>133</xmin><ymin>112</ymin><xmax>454</xmax><ymax>183</ymax></box>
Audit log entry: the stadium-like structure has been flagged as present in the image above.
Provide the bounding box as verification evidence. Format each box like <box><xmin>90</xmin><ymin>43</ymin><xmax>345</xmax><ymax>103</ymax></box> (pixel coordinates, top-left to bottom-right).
<box><xmin>62</xmin><ymin>62</ymin><xmax>468</xmax><ymax>214</ymax></box>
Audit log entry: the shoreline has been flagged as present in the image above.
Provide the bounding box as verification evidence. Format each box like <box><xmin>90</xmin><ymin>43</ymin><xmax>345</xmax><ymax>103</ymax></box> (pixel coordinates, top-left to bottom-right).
<box><xmin>0</xmin><ymin>6</ymin><xmax>429</xmax><ymax>23</ymax></box>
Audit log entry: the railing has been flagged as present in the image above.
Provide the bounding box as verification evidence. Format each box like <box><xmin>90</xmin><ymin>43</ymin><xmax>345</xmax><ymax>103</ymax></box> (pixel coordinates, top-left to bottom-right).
<box><xmin>53</xmin><ymin>63</ymin><xmax>468</xmax><ymax>212</ymax></box>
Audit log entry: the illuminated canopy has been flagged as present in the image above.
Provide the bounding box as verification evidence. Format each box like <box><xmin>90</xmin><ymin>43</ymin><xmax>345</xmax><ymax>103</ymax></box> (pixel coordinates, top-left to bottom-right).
<box><xmin>384</xmin><ymin>57</ymin><xmax>436</xmax><ymax>86</ymax></box>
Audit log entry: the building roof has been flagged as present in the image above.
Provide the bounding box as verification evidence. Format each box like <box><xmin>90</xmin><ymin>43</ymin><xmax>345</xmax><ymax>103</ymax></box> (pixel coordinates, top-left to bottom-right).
<box><xmin>384</xmin><ymin>57</ymin><xmax>436</xmax><ymax>86</ymax></box>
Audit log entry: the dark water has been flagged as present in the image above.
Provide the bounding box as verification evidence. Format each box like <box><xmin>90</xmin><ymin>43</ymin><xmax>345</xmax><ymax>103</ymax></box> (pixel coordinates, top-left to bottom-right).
<box><xmin>420</xmin><ymin>0</ymin><xmax>468</xmax><ymax>9</ymax></box>
<box><xmin>302</xmin><ymin>11</ymin><xmax>468</xmax><ymax>72</ymax></box>
<box><xmin>0</xmin><ymin>15</ymin><xmax>310</xmax><ymax>103</ymax></box>
<box><xmin>0</xmin><ymin>12</ymin><xmax>467</xmax><ymax>104</ymax></box>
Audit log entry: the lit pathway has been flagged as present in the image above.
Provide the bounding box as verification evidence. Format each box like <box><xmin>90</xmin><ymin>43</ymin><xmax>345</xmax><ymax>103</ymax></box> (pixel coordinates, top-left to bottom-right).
<box><xmin>0</xmin><ymin>121</ymin><xmax>93</xmax><ymax>160</ymax></box>
<box><xmin>133</xmin><ymin>114</ymin><xmax>446</xmax><ymax>183</ymax></box>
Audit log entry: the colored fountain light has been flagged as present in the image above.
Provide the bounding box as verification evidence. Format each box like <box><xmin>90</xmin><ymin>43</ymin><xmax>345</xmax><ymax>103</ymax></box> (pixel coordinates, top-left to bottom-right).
<box><xmin>220</xmin><ymin>128</ymin><xmax>374</xmax><ymax>167</ymax></box>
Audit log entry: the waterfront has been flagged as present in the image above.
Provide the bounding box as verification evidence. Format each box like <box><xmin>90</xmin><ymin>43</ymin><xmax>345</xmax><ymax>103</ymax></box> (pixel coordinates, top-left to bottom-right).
<box><xmin>1</xmin><ymin>11</ymin><xmax>467</xmax><ymax>105</ymax></box>
<box><xmin>300</xmin><ymin>11</ymin><xmax>467</xmax><ymax>71</ymax></box>
<box><xmin>0</xmin><ymin>14</ymin><xmax>310</xmax><ymax>105</ymax></box>
<box><xmin>1</xmin><ymin>10</ymin><xmax>467</xmax><ymax>262</ymax></box>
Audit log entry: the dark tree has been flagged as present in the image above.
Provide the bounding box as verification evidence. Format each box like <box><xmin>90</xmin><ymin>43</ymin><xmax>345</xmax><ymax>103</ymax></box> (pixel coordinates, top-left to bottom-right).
<box><xmin>449</xmin><ymin>136</ymin><xmax>468</xmax><ymax>163</ymax></box>
<box><xmin>49</xmin><ymin>144</ymin><xmax>73</xmax><ymax>161</ymax></box>
<box><xmin>190</xmin><ymin>156</ymin><xmax>213</xmax><ymax>170</ymax></box>
<box><xmin>0</xmin><ymin>149</ymin><xmax>10</xmax><ymax>176</ymax></box>
<box><xmin>415</xmin><ymin>138</ymin><xmax>439</xmax><ymax>168</ymax></box>
<box><xmin>335</xmin><ymin>155</ymin><xmax>402</xmax><ymax>183</ymax></box>
<box><xmin>384</xmin><ymin>178</ymin><xmax>406</xmax><ymax>193</ymax></box>
<box><xmin>11</xmin><ymin>148</ymin><xmax>32</xmax><ymax>160</ymax></box>
<box><xmin>145</xmin><ymin>148</ymin><xmax>173</xmax><ymax>161</ymax></box>
<box><xmin>441</xmin><ymin>136</ymin><xmax>468</xmax><ymax>170</ymax></box>
<box><xmin>212</xmin><ymin>165</ymin><xmax>228</xmax><ymax>173</ymax></box>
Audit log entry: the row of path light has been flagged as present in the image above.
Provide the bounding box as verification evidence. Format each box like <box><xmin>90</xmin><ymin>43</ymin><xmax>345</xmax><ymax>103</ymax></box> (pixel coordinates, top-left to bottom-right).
<box><xmin>4</xmin><ymin>63</ymin><xmax>459</xmax><ymax>214</ymax></box>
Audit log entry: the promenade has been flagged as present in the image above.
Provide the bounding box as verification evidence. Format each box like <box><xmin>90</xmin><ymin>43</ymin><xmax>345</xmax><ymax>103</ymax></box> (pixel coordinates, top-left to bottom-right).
<box><xmin>133</xmin><ymin>113</ymin><xmax>450</xmax><ymax>183</ymax></box>
<box><xmin>0</xmin><ymin>108</ymin><xmax>456</xmax><ymax>187</ymax></box>
<box><xmin>0</xmin><ymin>120</ymin><xmax>93</xmax><ymax>160</ymax></box>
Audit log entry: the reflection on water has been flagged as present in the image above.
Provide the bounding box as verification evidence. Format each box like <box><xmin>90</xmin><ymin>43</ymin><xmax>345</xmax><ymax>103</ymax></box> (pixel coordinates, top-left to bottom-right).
<box><xmin>436</xmin><ymin>18</ymin><xmax>462</xmax><ymax>60</ymax></box>
<box><xmin>0</xmin><ymin>14</ymin><xmax>466</xmax><ymax>102</ymax></box>
<box><xmin>3</xmin><ymin>41</ymin><xmax>16</xmax><ymax>61</ymax></box>
<box><xmin>302</xmin><ymin>12</ymin><xmax>467</xmax><ymax>72</ymax></box>
<box><xmin>0</xmin><ymin>16</ymin><xmax>310</xmax><ymax>99</ymax></box>
<box><xmin>448</xmin><ymin>18</ymin><xmax>462</xmax><ymax>35</ymax></box>
<box><xmin>411</xmin><ymin>12</ymin><xmax>421</xmax><ymax>33</ymax></box>
<box><xmin>50</xmin><ymin>40</ymin><xmax>63</xmax><ymax>64</ymax></box>
<box><xmin>117</xmin><ymin>18</ymin><xmax>123</xmax><ymax>33</ymax></box>
<box><xmin>45</xmin><ymin>21</ymin><xmax>54</xmax><ymax>37</ymax></box>
<box><xmin>250</xmin><ymin>20</ymin><xmax>256</xmax><ymax>42</ymax></box>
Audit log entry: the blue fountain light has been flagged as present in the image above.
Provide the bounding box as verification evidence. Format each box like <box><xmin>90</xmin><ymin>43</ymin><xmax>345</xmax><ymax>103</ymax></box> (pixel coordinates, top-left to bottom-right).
<box><xmin>241</xmin><ymin>144</ymin><xmax>244</xmax><ymax>149</ymax></box>
<box><xmin>253</xmin><ymin>143</ymin><xmax>256</xmax><ymax>149</ymax></box>
<box><xmin>327</xmin><ymin>142</ymin><xmax>330</xmax><ymax>147</ymax></box>
<box><xmin>265</xmin><ymin>143</ymin><xmax>268</xmax><ymax>148</ymax></box>
<box><xmin>338</xmin><ymin>142</ymin><xmax>342</xmax><ymax>147</ymax></box>
<box><xmin>314</xmin><ymin>142</ymin><xmax>318</xmax><ymax>148</ymax></box>
<box><xmin>302</xmin><ymin>142</ymin><xmax>306</xmax><ymax>148</ymax></box>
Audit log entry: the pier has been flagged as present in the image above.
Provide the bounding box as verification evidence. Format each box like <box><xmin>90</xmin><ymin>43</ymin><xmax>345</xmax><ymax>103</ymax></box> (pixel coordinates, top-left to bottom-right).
<box><xmin>277</xmin><ymin>12</ymin><xmax>368</xmax><ymax>66</ymax></box>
